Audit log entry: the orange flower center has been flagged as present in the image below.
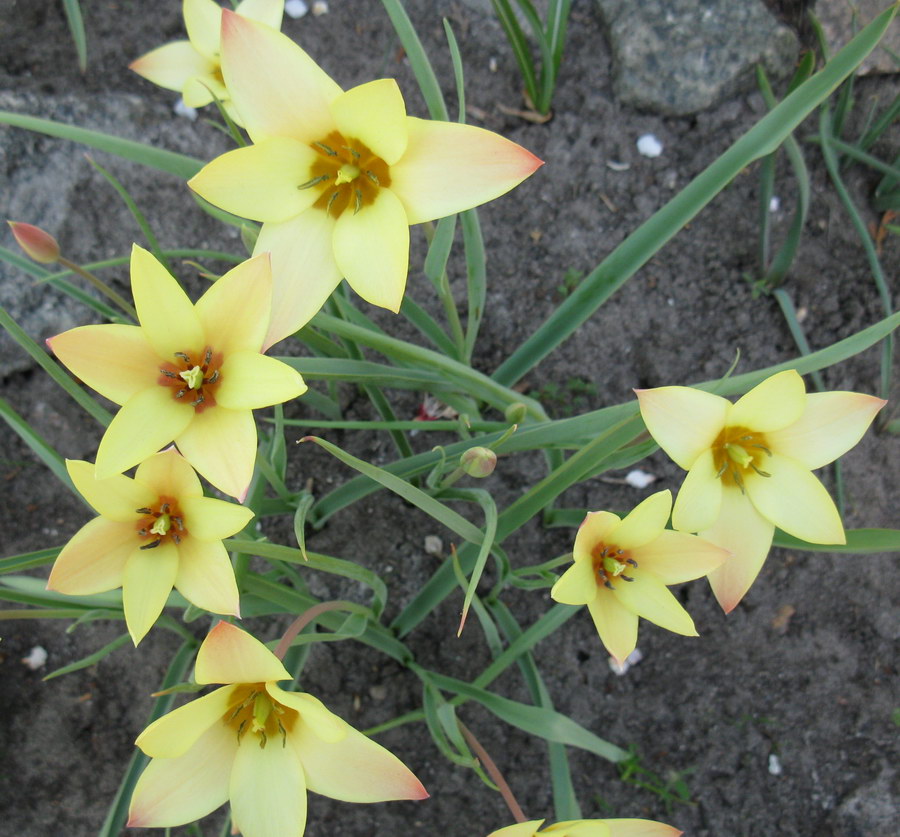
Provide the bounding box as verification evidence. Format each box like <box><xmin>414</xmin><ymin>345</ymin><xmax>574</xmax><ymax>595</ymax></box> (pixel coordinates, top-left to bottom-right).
<box><xmin>590</xmin><ymin>541</ymin><xmax>638</xmax><ymax>591</ymax></box>
<box><xmin>223</xmin><ymin>684</ymin><xmax>298</xmax><ymax>749</ymax></box>
<box><xmin>711</xmin><ymin>425</ymin><xmax>773</xmax><ymax>491</ymax></box>
<box><xmin>301</xmin><ymin>131</ymin><xmax>390</xmax><ymax>219</ymax></box>
<box><xmin>135</xmin><ymin>495</ymin><xmax>188</xmax><ymax>550</ymax></box>
<box><xmin>158</xmin><ymin>346</ymin><xmax>223</xmax><ymax>413</ymax></box>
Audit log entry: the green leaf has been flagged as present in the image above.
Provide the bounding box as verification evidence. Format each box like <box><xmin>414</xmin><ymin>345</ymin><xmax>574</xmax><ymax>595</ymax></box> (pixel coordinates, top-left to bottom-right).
<box><xmin>773</xmin><ymin>528</ymin><xmax>900</xmax><ymax>553</ymax></box>
<box><xmin>61</xmin><ymin>0</ymin><xmax>88</xmax><ymax>72</ymax></box>
<box><xmin>0</xmin><ymin>547</ymin><xmax>61</xmax><ymax>575</ymax></box>
<box><xmin>43</xmin><ymin>632</ymin><xmax>131</xmax><ymax>680</ymax></box>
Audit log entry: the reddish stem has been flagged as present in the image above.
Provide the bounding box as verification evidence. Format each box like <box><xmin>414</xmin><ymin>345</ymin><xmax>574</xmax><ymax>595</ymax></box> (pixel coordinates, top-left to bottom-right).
<box><xmin>458</xmin><ymin>720</ymin><xmax>527</xmax><ymax>823</ymax></box>
<box><xmin>273</xmin><ymin>601</ymin><xmax>351</xmax><ymax>660</ymax></box>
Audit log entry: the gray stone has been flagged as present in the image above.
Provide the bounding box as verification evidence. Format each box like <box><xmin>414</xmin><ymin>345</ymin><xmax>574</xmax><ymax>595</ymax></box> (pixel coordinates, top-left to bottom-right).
<box><xmin>816</xmin><ymin>0</ymin><xmax>900</xmax><ymax>76</ymax></box>
<box><xmin>829</xmin><ymin>769</ymin><xmax>900</xmax><ymax>837</ymax></box>
<box><xmin>596</xmin><ymin>0</ymin><xmax>799</xmax><ymax>115</ymax></box>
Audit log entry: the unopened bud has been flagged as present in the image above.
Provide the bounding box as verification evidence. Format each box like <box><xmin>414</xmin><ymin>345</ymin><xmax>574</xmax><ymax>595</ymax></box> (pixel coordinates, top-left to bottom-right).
<box><xmin>504</xmin><ymin>402</ymin><xmax>527</xmax><ymax>424</ymax></box>
<box><xmin>8</xmin><ymin>221</ymin><xmax>60</xmax><ymax>264</ymax></box>
<box><xmin>460</xmin><ymin>446</ymin><xmax>497</xmax><ymax>478</ymax></box>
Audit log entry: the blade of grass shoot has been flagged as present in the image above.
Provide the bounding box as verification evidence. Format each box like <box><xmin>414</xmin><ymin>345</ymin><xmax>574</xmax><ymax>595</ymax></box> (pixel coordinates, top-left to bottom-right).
<box><xmin>489</xmin><ymin>0</ymin><xmax>539</xmax><ymax>106</ymax></box>
<box><xmin>61</xmin><ymin>0</ymin><xmax>88</xmax><ymax>72</ymax></box>
<box><xmin>43</xmin><ymin>632</ymin><xmax>131</xmax><ymax>680</ymax></box>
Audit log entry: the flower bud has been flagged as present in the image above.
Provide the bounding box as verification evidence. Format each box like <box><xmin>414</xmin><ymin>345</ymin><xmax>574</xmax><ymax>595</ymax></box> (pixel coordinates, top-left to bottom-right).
<box><xmin>8</xmin><ymin>221</ymin><xmax>60</xmax><ymax>264</ymax></box>
<box><xmin>504</xmin><ymin>402</ymin><xmax>527</xmax><ymax>424</ymax></box>
<box><xmin>460</xmin><ymin>446</ymin><xmax>497</xmax><ymax>478</ymax></box>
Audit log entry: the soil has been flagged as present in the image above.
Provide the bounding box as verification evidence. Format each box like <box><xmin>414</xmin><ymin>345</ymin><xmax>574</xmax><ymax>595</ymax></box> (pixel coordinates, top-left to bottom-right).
<box><xmin>1</xmin><ymin>1</ymin><xmax>898</xmax><ymax>837</ymax></box>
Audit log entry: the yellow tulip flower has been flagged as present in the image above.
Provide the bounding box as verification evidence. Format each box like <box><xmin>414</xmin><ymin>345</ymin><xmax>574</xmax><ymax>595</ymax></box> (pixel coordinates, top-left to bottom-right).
<box><xmin>488</xmin><ymin>817</ymin><xmax>682</xmax><ymax>836</ymax></box>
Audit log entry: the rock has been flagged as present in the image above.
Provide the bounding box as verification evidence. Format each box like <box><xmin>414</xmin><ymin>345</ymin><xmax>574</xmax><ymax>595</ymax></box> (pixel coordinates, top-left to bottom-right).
<box><xmin>595</xmin><ymin>0</ymin><xmax>799</xmax><ymax>115</ymax></box>
<box><xmin>829</xmin><ymin>769</ymin><xmax>900</xmax><ymax>836</ymax></box>
<box><xmin>816</xmin><ymin>0</ymin><xmax>900</xmax><ymax>75</ymax></box>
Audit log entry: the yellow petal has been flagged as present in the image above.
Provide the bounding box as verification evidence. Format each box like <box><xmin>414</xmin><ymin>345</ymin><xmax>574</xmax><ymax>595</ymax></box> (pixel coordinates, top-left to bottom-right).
<box><xmin>47</xmin><ymin>517</ymin><xmax>135</xmax><ymax>595</ymax></box>
<box><xmin>195</xmin><ymin>254</ymin><xmax>272</xmax><ymax>355</ymax></box>
<box><xmin>95</xmin><ymin>387</ymin><xmax>194</xmax><ymax>479</ymax></box>
<box><xmin>389</xmin><ymin>117</ymin><xmax>544</xmax><ymax>224</ymax></box>
<box><xmin>128</xmin><ymin>720</ymin><xmax>237</xmax><ymax>828</ymax></box>
<box><xmin>671</xmin><ymin>448</ymin><xmax>722</xmax><ymax>532</ymax></box>
<box><xmin>728</xmin><ymin>370</ymin><xmax>806</xmax><ymax>431</ymax></box>
<box><xmin>66</xmin><ymin>459</ymin><xmax>154</xmax><ymax>522</ymax></box>
<box><xmin>331</xmin><ymin>79</ymin><xmax>408</xmax><ymax>165</ymax></box>
<box><xmin>544</xmin><ymin>822</ymin><xmax>611</xmax><ymax>836</ymax></box>
<box><xmin>586</xmin><ymin>586</ymin><xmax>639</xmax><ymax>664</ymax></box>
<box><xmin>131</xmin><ymin>245</ymin><xmax>205</xmax><ymax>360</ymax></box>
<box><xmin>612</xmin><ymin>572</ymin><xmax>697</xmax><ymax>637</ymax></box>
<box><xmin>488</xmin><ymin>823</ymin><xmax>545</xmax><ymax>837</ymax></box>
<box><xmin>766</xmin><ymin>391</ymin><xmax>885</xmax><ymax>470</ymax></box>
<box><xmin>551</xmin><ymin>558</ymin><xmax>598</xmax><ymax>606</ymax></box>
<box><xmin>123</xmin><ymin>542</ymin><xmax>179</xmax><ymax>645</ymax></box>
<box><xmin>182</xmin><ymin>72</ymin><xmax>229</xmax><ymax>108</ymax></box>
<box><xmin>611</xmin><ymin>490</ymin><xmax>672</xmax><ymax>549</ymax></box>
<box><xmin>137</xmin><ymin>685</ymin><xmax>241</xmax><ymax>758</ymax></box>
<box><xmin>175</xmin><ymin>406</ymin><xmax>256</xmax><ymax>500</ymax></box>
<box><xmin>47</xmin><ymin>323</ymin><xmax>160</xmax><ymax>406</ymax></box>
<box><xmin>174</xmin><ymin>539</ymin><xmax>241</xmax><ymax>617</ymax></box>
<box><xmin>254</xmin><ymin>212</ymin><xmax>342</xmax><ymax>349</ymax></box>
<box><xmin>265</xmin><ymin>685</ymin><xmax>345</xmax><ymax>742</ymax></box>
<box><xmin>573</xmin><ymin>511</ymin><xmax>620</xmax><ymax>560</ymax></box>
<box><xmin>189</xmin><ymin>138</ymin><xmax>323</xmax><ymax>223</ymax></box>
<box><xmin>333</xmin><ymin>187</ymin><xmax>409</xmax><ymax>313</ymax></box>
<box><xmin>636</xmin><ymin>386</ymin><xmax>729</xmax><ymax>470</ymax></box>
<box><xmin>744</xmin><ymin>452</ymin><xmax>845</xmax><ymax>544</ymax></box>
<box><xmin>130</xmin><ymin>40</ymin><xmax>216</xmax><ymax>93</ymax></box>
<box><xmin>195</xmin><ymin>621</ymin><xmax>290</xmax><ymax>685</ymax></box>
<box><xmin>235</xmin><ymin>0</ymin><xmax>284</xmax><ymax>29</ymax></box>
<box><xmin>604</xmin><ymin>821</ymin><xmax>683</xmax><ymax>837</ymax></box>
<box><xmin>632</xmin><ymin>530</ymin><xmax>729</xmax><ymax>585</ymax></box>
<box><xmin>183</xmin><ymin>0</ymin><xmax>222</xmax><ymax>58</ymax></box>
<box><xmin>215</xmin><ymin>351</ymin><xmax>306</xmax><ymax>410</ymax></box>
<box><xmin>134</xmin><ymin>448</ymin><xmax>203</xmax><ymax>500</ymax></box>
<box><xmin>220</xmin><ymin>9</ymin><xmax>341</xmax><ymax>143</ymax></box>
<box><xmin>180</xmin><ymin>496</ymin><xmax>254</xmax><ymax>540</ymax></box>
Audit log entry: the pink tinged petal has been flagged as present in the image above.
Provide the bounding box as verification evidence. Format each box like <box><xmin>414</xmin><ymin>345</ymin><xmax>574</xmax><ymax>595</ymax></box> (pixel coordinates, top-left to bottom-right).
<box><xmin>195</xmin><ymin>621</ymin><xmax>290</xmax><ymax>685</ymax></box>
<box><xmin>129</xmin><ymin>40</ymin><xmax>216</xmax><ymax>92</ymax></box>
<box><xmin>612</xmin><ymin>572</ymin><xmax>697</xmax><ymax>637</ymax></box>
<box><xmin>702</xmin><ymin>486</ymin><xmax>774</xmax><ymax>613</ymax></box>
<box><xmin>47</xmin><ymin>517</ymin><xmax>134</xmax><ymax>595</ymax></box>
<box><xmin>265</xmin><ymin>685</ymin><xmax>346</xmax><ymax>742</ymax></box>
<box><xmin>333</xmin><ymin>187</ymin><xmax>410</xmax><ymax>313</ymax></box>
<box><xmin>48</xmin><ymin>323</ymin><xmax>160</xmax><ymax>406</ymax></box>
<box><xmin>331</xmin><ymin>79</ymin><xmax>408</xmax><ymax>165</ymax></box>
<box><xmin>130</xmin><ymin>245</ymin><xmax>205</xmax><ymax>360</ymax></box>
<box><xmin>183</xmin><ymin>0</ymin><xmax>223</xmax><ymax>60</ymax></box>
<box><xmin>551</xmin><ymin>558</ymin><xmax>599</xmax><ymax>606</ymax></box>
<box><xmin>175</xmin><ymin>406</ymin><xmax>256</xmax><ymax>499</ymax></box>
<box><xmin>635</xmin><ymin>386</ymin><xmax>730</xmax><ymax>470</ymax></box>
<box><xmin>189</xmin><ymin>139</ymin><xmax>323</xmax><ymax>223</ymax></box>
<box><xmin>66</xmin><ymin>459</ymin><xmax>154</xmax><ymax>522</ymax></box>
<box><xmin>744</xmin><ymin>452</ymin><xmax>845</xmax><ymax>544</ymax></box>
<box><xmin>128</xmin><ymin>720</ymin><xmax>237</xmax><ymax>828</ymax></box>
<box><xmin>671</xmin><ymin>448</ymin><xmax>722</xmax><ymax>532</ymax></box>
<box><xmin>254</xmin><ymin>212</ymin><xmax>342</xmax><ymax>349</ymax></box>
<box><xmin>605</xmin><ymin>820</ymin><xmax>684</xmax><ymax>837</ymax></box>
<box><xmin>235</xmin><ymin>0</ymin><xmax>284</xmax><ymax>29</ymax></box>
<box><xmin>180</xmin><ymin>496</ymin><xmax>254</xmax><ymax>540</ymax></box>
<box><xmin>174</xmin><ymin>538</ymin><xmax>241</xmax><ymax>617</ymax></box>
<box><xmin>389</xmin><ymin>117</ymin><xmax>544</xmax><ymax>224</ymax></box>
<box><xmin>220</xmin><ymin>10</ymin><xmax>341</xmax><ymax>144</ymax></box>
<box><xmin>488</xmin><ymin>823</ymin><xmax>545</xmax><ymax>837</ymax></box>
<box><xmin>137</xmin><ymin>685</ymin><xmax>241</xmax><ymax>758</ymax></box>
<box><xmin>134</xmin><ymin>448</ymin><xmax>203</xmax><ymax>500</ymax></box>
<box><xmin>573</xmin><ymin>511</ymin><xmax>620</xmax><ymax>560</ymax></box>
<box><xmin>215</xmin><ymin>351</ymin><xmax>307</xmax><ymax>410</ymax></box>
<box><xmin>195</xmin><ymin>253</ymin><xmax>272</xmax><ymax>355</ymax></box>
<box><xmin>123</xmin><ymin>541</ymin><xmax>179</xmax><ymax>645</ymax></box>
<box><xmin>728</xmin><ymin>369</ymin><xmax>806</xmax><ymax>431</ymax></box>
<box><xmin>610</xmin><ymin>489</ymin><xmax>672</xmax><ymax>549</ymax></box>
<box><xmin>586</xmin><ymin>585</ymin><xmax>639</xmax><ymax>664</ymax></box>
<box><xmin>632</xmin><ymin>530</ymin><xmax>729</xmax><ymax>585</ymax></box>
<box><xmin>767</xmin><ymin>391</ymin><xmax>886</xmax><ymax>470</ymax></box>
<box><xmin>94</xmin><ymin>387</ymin><xmax>193</xmax><ymax>479</ymax></box>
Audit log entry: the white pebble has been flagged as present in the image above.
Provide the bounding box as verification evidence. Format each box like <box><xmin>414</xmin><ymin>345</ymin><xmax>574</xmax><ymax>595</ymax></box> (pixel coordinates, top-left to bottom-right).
<box><xmin>22</xmin><ymin>646</ymin><xmax>48</xmax><ymax>670</ymax></box>
<box><xmin>769</xmin><ymin>196</ymin><xmax>781</xmax><ymax>213</ymax></box>
<box><xmin>609</xmin><ymin>647</ymin><xmax>643</xmax><ymax>675</ymax></box>
<box><xmin>312</xmin><ymin>0</ymin><xmax>328</xmax><ymax>15</ymax></box>
<box><xmin>174</xmin><ymin>98</ymin><xmax>198</xmax><ymax>121</ymax></box>
<box><xmin>424</xmin><ymin>535</ymin><xmax>443</xmax><ymax>556</ymax></box>
<box><xmin>285</xmin><ymin>0</ymin><xmax>309</xmax><ymax>18</ymax></box>
<box><xmin>768</xmin><ymin>754</ymin><xmax>783</xmax><ymax>775</ymax></box>
<box><xmin>489</xmin><ymin>57</ymin><xmax>498</xmax><ymax>73</ymax></box>
<box><xmin>625</xmin><ymin>469</ymin><xmax>657</xmax><ymax>489</ymax></box>
<box><xmin>636</xmin><ymin>133</ymin><xmax>663</xmax><ymax>158</ymax></box>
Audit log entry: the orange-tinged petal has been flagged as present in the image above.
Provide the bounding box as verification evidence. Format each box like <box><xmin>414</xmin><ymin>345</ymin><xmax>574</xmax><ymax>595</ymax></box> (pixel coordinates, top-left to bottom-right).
<box><xmin>586</xmin><ymin>585</ymin><xmax>639</xmax><ymax>664</ymax></box>
<box><xmin>123</xmin><ymin>541</ymin><xmax>179</xmax><ymax>645</ymax></box>
<box><xmin>265</xmin><ymin>685</ymin><xmax>345</xmax><ymax>742</ymax></box>
<box><xmin>131</xmin><ymin>245</ymin><xmax>205</xmax><ymax>360</ymax></box>
<box><xmin>134</xmin><ymin>448</ymin><xmax>203</xmax><ymax>500</ymax></box>
<box><xmin>632</xmin><ymin>530</ymin><xmax>729</xmax><ymax>585</ymax></box>
<box><xmin>550</xmin><ymin>558</ymin><xmax>598</xmax><ymax>606</ymax></box>
<box><xmin>184</xmin><ymin>0</ymin><xmax>222</xmax><ymax>59</ymax></box>
<box><xmin>180</xmin><ymin>496</ymin><xmax>254</xmax><ymax>541</ymax></box>
<box><xmin>728</xmin><ymin>369</ymin><xmax>806</xmax><ymax>431</ymax></box>
<box><xmin>48</xmin><ymin>323</ymin><xmax>160</xmax><ymax>406</ymax></box>
<box><xmin>488</xmin><ymin>822</ymin><xmax>545</xmax><ymax>837</ymax></box>
<box><xmin>604</xmin><ymin>820</ymin><xmax>683</xmax><ymax>837</ymax></box>
<box><xmin>47</xmin><ymin>517</ymin><xmax>134</xmax><ymax>595</ymax></box>
<box><xmin>744</xmin><ymin>452</ymin><xmax>845</xmax><ymax>544</ymax></box>
<box><xmin>331</xmin><ymin>79</ymin><xmax>408</xmax><ymax>165</ymax></box>
<box><xmin>174</xmin><ymin>539</ymin><xmax>241</xmax><ymax>617</ymax></box>
<box><xmin>195</xmin><ymin>621</ymin><xmax>290</xmax><ymax>685</ymax></box>
<box><xmin>613</xmin><ymin>572</ymin><xmax>697</xmax><ymax>637</ymax></box>
<box><xmin>95</xmin><ymin>387</ymin><xmax>194</xmax><ymax>479</ymax></box>
<box><xmin>767</xmin><ymin>391</ymin><xmax>885</xmax><ymax>470</ymax></box>
<box><xmin>573</xmin><ymin>511</ymin><xmax>620</xmax><ymax>560</ymax></box>
<box><xmin>254</xmin><ymin>212</ymin><xmax>342</xmax><ymax>349</ymax></box>
<box><xmin>389</xmin><ymin>117</ymin><xmax>544</xmax><ymax>225</ymax></box>
<box><xmin>220</xmin><ymin>10</ymin><xmax>341</xmax><ymax>143</ymax></box>
<box><xmin>137</xmin><ymin>685</ymin><xmax>241</xmax><ymax>758</ymax></box>
<box><xmin>671</xmin><ymin>448</ymin><xmax>721</xmax><ymax>532</ymax></box>
<box><xmin>66</xmin><ymin>459</ymin><xmax>154</xmax><ymax>522</ymax></box>
<box><xmin>610</xmin><ymin>490</ymin><xmax>671</xmax><ymax>549</ymax></box>
<box><xmin>636</xmin><ymin>386</ymin><xmax>729</xmax><ymax>470</ymax></box>
<box><xmin>128</xmin><ymin>720</ymin><xmax>237</xmax><ymax>828</ymax></box>
<box><xmin>544</xmin><ymin>822</ymin><xmax>611</xmax><ymax>836</ymax></box>
<box><xmin>130</xmin><ymin>40</ymin><xmax>215</xmax><ymax>92</ymax></box>
<box><xmin>175</xmin><ymin>406</ymin><xmax>256</xmax><ymax>500</ymax></box>
<box><xmin>235</xmin><ymin>0</ymin><xmax>284</xmax><ymax>29</ymax></box>
<box><xmin>333</xmin><ymin>187</ymin><xmax>409</xmax><ymax>313</ymax></box>
<box><xmin>216</xmin><ymin>351</ymin><xmax>306</xmax><ymax>410</ymax></box>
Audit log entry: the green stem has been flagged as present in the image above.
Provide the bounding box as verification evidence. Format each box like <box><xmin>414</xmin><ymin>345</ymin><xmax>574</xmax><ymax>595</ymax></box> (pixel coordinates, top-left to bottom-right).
<box><xmin>57</xmin><ymin>256</ymin><xmax>137</xmax><ymax>320</ymax></box>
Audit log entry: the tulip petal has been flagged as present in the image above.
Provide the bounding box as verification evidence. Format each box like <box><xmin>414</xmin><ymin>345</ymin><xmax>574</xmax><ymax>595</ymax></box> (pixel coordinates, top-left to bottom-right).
<box><xmin>48</xmin><ymin>324</ymin><xmax>160</xmax><ymax>406</ymax></box>
<box><xmin>221</xmin><ymin>10</ymin><xmax>341</xmax><ymax>143</ymax></box>
<box><xmin>551</xmin><ymin>558</ymin><xmax>599</xmax><ymax>606</ymax></box>
<box><xmin>128</xmin><ymin>720</ymin><xmax>237</xmax><ymax>828</ymax></box>
<box><xmin>66</xmin><ymin>459</ymin><xmax>154</xmax><ymax>522</ymax></box>
<box><xmin>702</xmin><ymin>486</ymin><xmax>774</xmax><ymax>613</ymax></box>
<box><xmin>728</xmin><ymin>369</ymin><xmax>806</xmax><ymax>432</ymax></box>
<box><xmin>633</xmin><ymin>530</ymin><xmax>729</xmax><ymax>584</ymax></box>
<box><xmin>603</xmin><ymin>820</ymin><xmax>683</xmax><ymax>837</ymax></box>
<box><xmin>613</xmin><ymin>572</ymin><xmax>697</xmax><ymax>637</ymax></box>
<box><xmin>182</xmin><ymin>72</ymin><xmax>229</xmax><ymax>108</ymax></box>
<box><xmin>131</xmin><ymin>245</ymin><xmax>205</xmax><ymax>360</ymax></box>
<box><xmin>744</xmin><ymin>453</ymin><xmax>845</xmax><ymax>544</ymax></box>
<box><xmin>137</xmin><ymin>685</ymin><xmax>241</xmax><ymax>759</ymax></box>
<box><xmin>573</xmin><ymin>511</ymin><xmax>620</xmax><ymax>560</ymax></box>
<box><xmin>47</xmin><ymin>517</ymin><xmax>135</xmax><ymax>595</ymax></box>
<box><xmin>134</xmin><ymin>448</ymin><xmax>203</xmax><ymax>500</ymax></box>
<box><xmin>333</xmin><ymin>187</ymin><xmax>409</xmax><ymax>313</ymax></box>
<box><xmin>174</xmin><ymin>538</ymin><xmax>241</xmax><ymax>617</ymax></box>
<box><xmin>235</xmin><ymin>0</ymin><xmax>284</xmax><ymax>29</ymax></box>
<box><xmin>123</xmin><ymin>542</ymin><xmax>179</xmax><ymax>645</ymax></box>
<box><xmin>254</xmin><ymin>212</ymin><xmax>342</xmax><ymax>349</ymax></box>
<box><xmin>610</xmin><ymin>490</ymin><xmax>671</xmax><ymax>549</ymax></box>
<box><xmin>95</xmin><ymin>387</ymin><xmax>194</xmax><ymax>479</ymax></box>
<box><xmin>331</xmin><ymin>79</ymin><xmax>408</xmax><ymax>165</ymax></box>
<box><xmin>130</xmin><ymin>40</ymin><xmax>215</xmax><ymax>92</ymax></box>
<box><xmin>671</xmin><ymin>448</ymin><xmax>722</xmax><ymax>532</ymax></box>
<box><xmin>265</xmin><ymin>685</ymin><xmax>345</xmax><ymax>742</ymax></box>
<box><xmin>189</xmin><ymin>138</ymin><xmax>323</xmax><ymax>223</ymax></box>
<box><xmin>544</xmin><ymin>822</ymin><xmax>611</xmax><ymax>836</ymax></box>
<box><xmin>586</xmin><ymin>586</ymin><xmax>639</xmax><ymax>664</ymax></box>
<box><xmin>175</xmin><ymin>406</ymin><xmax>256</xmax><ymax>500</ymax></box>
<box><xmin>196</xmin><ymin>621</ymin><xmax>290</xmax><ymax>685</ymax></box>
<box><xmin>488</xmin><ymin>822</ymin><xmax>546</xmax><ymax>837</ymax></box>
<box><xmin>389</xmin><ymin>117</ymin><xmax>544</xmax><ymax>224</ymax></box>
<box><xmin>636</xmin><ymin>386</ymin><xmax>729</xmax><ymax>470</ymax></box>
<box><xmin>215</xmin><ymin>351</ymin><xmax>307</xmax><ymax>410</ymax></box>
<box><xmin>183</xmin><ymin>0</ymin><xmax>222</xmax><ymax>60</ymax></box>
<box><xmin>180</xmin><ymin>496</ymin><xmax>254</xmax><ymax>541</ymax></box>
<box><xmin>767</xmin><ymin>391</ymin><xmax>885</xmax><ymax>470</ymax></box>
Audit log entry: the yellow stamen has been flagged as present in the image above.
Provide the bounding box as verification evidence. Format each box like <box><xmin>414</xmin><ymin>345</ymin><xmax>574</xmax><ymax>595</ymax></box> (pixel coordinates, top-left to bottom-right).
<box><xmin>179</xmin><ymin>365</ymin><xmax>204</xmax><ymax>389</ymax></box>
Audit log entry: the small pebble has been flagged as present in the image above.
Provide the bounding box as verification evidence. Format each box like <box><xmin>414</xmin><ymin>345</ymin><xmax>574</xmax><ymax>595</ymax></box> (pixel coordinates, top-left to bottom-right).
<box><xmin>768</xmin><ymin>754</ymin><xmax>783</xmax><ymax>776</ymax></box>
<box><xmin>174</xmin><ymin>98</ymin><xmax>198</xmax><ymax>121</ymax></box>
<box><xmin>769</xmin><ymin>196</ymin><xmax>781</xmax><ymax>213</ymax></box>
<box><xmin>424</xmin><ymin>535</ymin><xmax>443</xmax><ymax>556</ymax></box>
<box><xmin>285</xmin><ymin>0</ymin><xmax>309</xmax><ymax>18</ymax></box>
<box><xmin>311</xmin><ymin>0</ymin><xmax>328</xmax><ymax>15</ymax></box>
<box><xmin>609</xmin><ymin>647</ymin><xmax>643</xmax><ymax>675</ymax></box>
<box><xmin>22</xmin><ymin>646</ymin><xmax>48</xmax><ymax>670</ymax></box>
<box><xmin>625</xmin><ymin>469</ymin><xmax>656</xmax><ymax>489</ymax></box>
<box><xmin>636</xmin><ymin>133</ymin><xmax>663</xmax><ymax>158</ymax></box>
<box><xmin>489</xmin><ymin>57</ymin><xmax>498</xmax><ymax>72</ymax></box>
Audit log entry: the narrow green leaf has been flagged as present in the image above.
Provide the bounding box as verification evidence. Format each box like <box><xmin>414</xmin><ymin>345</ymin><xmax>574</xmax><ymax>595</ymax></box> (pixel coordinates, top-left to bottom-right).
<box><xmin>0</xmin><ymin>396</ymin><xmax>76</xmax><ymax>493</ymax></box>
<box><xmin>61</xmin><ymin>0</ymin><xmax>88</xmax><ymax>72</ymax></box>
<box><xmin>773</xmin><ymin>527</ymin><xmax>900</xmax><ymax>553</ymax></box>
<box><xmin>43</xmin><ymin>632</ymin><xmax>131</xmax><ymax>680</ymax></box>
<box><xmin>0</xmin><ymin>547</ymin><xmax>61</xmax><ymax>575</ymax></box>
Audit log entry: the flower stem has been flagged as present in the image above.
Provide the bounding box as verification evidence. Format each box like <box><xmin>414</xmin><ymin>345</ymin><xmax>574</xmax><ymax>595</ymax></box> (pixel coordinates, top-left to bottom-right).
<box><xmin>273</xmin><ymin>600</ymin><xmax>352</xmax><ymax>660</ymax></box>
<box><xmin>458</xmin><ymin>720</ymin><xmax>528</xmax><ymax>823</ymax></box>
<box><xmin>57</xmin><ymin>256</ymin><xmax>137</xmax><ymax>320</ymax></box>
